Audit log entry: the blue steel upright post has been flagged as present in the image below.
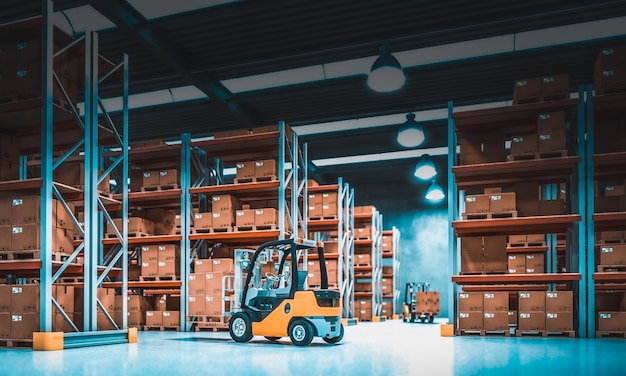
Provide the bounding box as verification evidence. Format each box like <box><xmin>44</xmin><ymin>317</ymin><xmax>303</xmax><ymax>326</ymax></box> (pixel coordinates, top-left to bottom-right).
<box><xmin>447</xmin><ymin>101</ymin><xmax>458</xmax><ymax>328</ymax></box>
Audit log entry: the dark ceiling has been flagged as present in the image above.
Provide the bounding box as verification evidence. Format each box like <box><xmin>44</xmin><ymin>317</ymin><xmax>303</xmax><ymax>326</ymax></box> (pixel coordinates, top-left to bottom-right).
<box><xmin>3</xmin><ymin>0</ymin><xmax>626</xmax><ymax>212</ymax></box>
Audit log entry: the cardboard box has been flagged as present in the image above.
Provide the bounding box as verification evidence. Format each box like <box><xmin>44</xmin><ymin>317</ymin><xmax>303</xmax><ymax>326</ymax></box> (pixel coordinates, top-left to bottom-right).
<box><xmin>212</xmin><ymin>194</ymin><xmax>241</xmax><ymax>212</ymax></box>
<box><xmin>458</xmin><ymin>133</ymin><xmax>485</xmax><ymax>165</ymax></box>
<box><xmin>235</xmin><ymin>161</ymin><xmax>255</xmax><ymax>180</ymax></box>
<box><xmin>141</xmin><ymin>245</ymin><xmax>159</xmax><ymax>262</ymax></box>
<box><xmin>0</xmin><ymin>197</ymin><xmax>11</xmax><ymax>225</ymax></box>
<box><xmin>489</xmin><ymin>192</ymin><xmax>516</xmax><ymax>212</ymax></box>
<box><xmin>458</xmin><ymin>292</ymin><xmax>483</xmax><ymax>312</ymax></box>
<box><xmin>0</xmin><ymin>226</ymin><xmax>11</xmax><ymax>250</ymax></box>
<box><xmin>194</xmin><ymin>212</ymin><xmax>212</xmax><ymax>230</ymax></box>
<box><xmin>545</xmin><ymin>312</ymin><xmax>574</xmax><ymax>332</ymax></box>
<box><xmin>538</xmin><ymin>131</ymin><xmax>566</xmax><ymax>152</ymax></box>
<box><xmin>514</xmin><ymin>181</ymin><xmax>540</xmax><ymax>217</ymax></box>
<box><xmin>525</xmin><ymin>253</ymin><xmax>545</xmax><ymax>274</ymax></box>
<box><xmin>461</xmin><ymin>237</ymin><xmax>483</xmax><ymax>274</ymax></box>
<box><xmin>465</xmin><ymin>194</ymin><xmax>489</xmax><ymax>214</ymax></box>
<box><xmin>508</xmin><ymin>235</ymin><xmax>527</xmax><ymax>244</ymax></box>
<box><xmin>194</xmin><ymin>259</ymin><xmax>212</xmax><ymax>273</ymax></box>
<box><xmin>483</xmin><ymin>292</ymin><xmax>509</xmax><ymax>312</ymax></box>
<box><xmin>604</xmin><ymin>185</ymin><xmax>625</xmax><ymax>197</ymax></box>
<box><xmin>322</xmin><ymin>192</ymin><xmax>338</xmax><ymax>217</ymax></box>
<box><xmin>598</xmin><ymin>311</ymin><xmax>626</xmax><ymax>331</ymax></box>
<box><xmin>513</xmin><ymin>77</ymin><xmax>542</xmax><ymax>103</ymax></box>
<box><xmin>595</xmin><ymin>196</ymin><xmax>620</xmax><ymax>213</ymax></box>
<box><xmin>508</xmin><ymin>254</ymin><xmax>526</xmax><ymax>274</ymax></box>
<box><xmin>142</xmin><ymin>171</ymin><xmax>160</xmax><ymax>188</ymax></box>
<box><xmin>235</xmin><ymin>209</ymin><xmax>255</xmax><ymax>227</ymax></box>
<box><xmin>0</xmin><ymin>285</ymin><xmax>11</xmax><ymax>313</ymax></box>
<box><xmin>212</xmin><ymin>258</ymin><xmax>234</xmax><ymax>273</ymax></box>
<box><xmin>10</xmin><ymin>313</ymin><xmax>39</xmax><ymax>339</ymax></box>
<box><xmin>542</xmin><ymin>74</ymin><xmax>569</xmax><ymax>99</ymax></box>
<box><xmin>157</xmin><ymin>244</ymin><xmax>178</xmax><ymax>262</ymax></box>
<box><xmin>518</xmin><ymin>291</ymin><xmax>546</xmax><ymax>312</ymax></box>
<box><xmin>527</xmin><ymin>234</ymin><xmax>545</xmax><ymax>244</ymax></box>
<box><xmin>483</xmin><ymin>311</ymin><xmax>509</xmax><ymax>331</ymax></box>
<box><xmin>458</xmin><ymin>311</ymin><xmax>483</xmax><ymax>330</ymax></box>
<box><xmin>11</xmin><ymin>195</ymin><xmax>41</xmax><ymax>225</ymax></box>
<box><xmin>10</xmin><ymin>284</ymin><xmax>39</xmax><ymax>313</ymax></box>
<box><xmin>537</xmin><ymin>111</ymin><xmax>567</xmax><ymax>133</ymax></box>
<box><xmin>205</xmin><ymin>294</ymin><xmax>222</xmax><ymax>316</ymax></box>
<box><xmin>53</xmin><ymin>312</ymin><xmax>75</xmax><ymax>332</ymax></box>
<box><xmin>0</xmin><ymin>160</ymin><xmax>19</xmax><ymax>181</ymax></box>
<box><xmin>482</xmin><ymin>132</ymin><xmax>507</xmax><ymax>163</ymax></box>
<box><xmin>600</xmin><ymin>244</ymin><xmax>626</xmax><ymax>265</ymax></box>
<box><xmin>518</xmin><ymin>311</ymin><xmax>546</xmax><ymax>331</ymax></box>
<box><xmin>11</xmin><ymin>224</ymin><xmax>39</xmax><ymax>250</ymax></box>
<box><xmin>212</xmin><ymin>212</ymin><xmax>235</xmax><ymax>228</ymax></box>
<box><xmin>108</xmin><ymin>217</ymin><xmax>153</xmax><ymax>235</ymax></box>
<box><xmin>158</xmin><ymin>260</ymin><xmax>178</xmax><ymax>277</ymax></box>
<box><xmin>600</xmin><ymin>231</ymin><xmax>624</xmax><ymax>241</ymax></box>
<box><xmin>159</xmin><ymin>169</ymin><xmax>178</xmax><ymax>187</ymax></box>
<box><xmin>254</xmin><ymin>208</ymin><xmax>277</xmax><ymax>226</ymax></box>
<box><xmin>510</xmin><ymin>134</ymin><xmax>538</xmax><ymax>155</ymax></box>
<box><xmin>545</xmin><ymin>291</ymin><xmax>573</xmax><ymax>312</ymax></box>
<box><xmin>188</xmin><ymin>295</ymin><xmax>206</xmax><ymax>315</ymax></box>
<box><xmin>145</xmin><ymin>311</ymin><xmax>163</xmax><ymax>326</ymax></box>
<box><xmin>254</xmin><ymin>159</ymin><xmax>277</xmax><ymax>178</ymax></box>
<box><xmin>141</xmin><ymin>261</ymin><xmax>159</xmax><ymax>277</ymax></box>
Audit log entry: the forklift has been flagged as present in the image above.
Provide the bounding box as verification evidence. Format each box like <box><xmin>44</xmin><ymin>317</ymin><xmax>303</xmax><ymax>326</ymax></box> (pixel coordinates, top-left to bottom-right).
<box><xmin>403</xmin><ymin>282</ymin><xmax>439</xmax><ymax>323</ymax></box>
<box><xmin>228</xmin><ymin>238</ymin><xmax>344</xmax><ymax>346</ymax></box>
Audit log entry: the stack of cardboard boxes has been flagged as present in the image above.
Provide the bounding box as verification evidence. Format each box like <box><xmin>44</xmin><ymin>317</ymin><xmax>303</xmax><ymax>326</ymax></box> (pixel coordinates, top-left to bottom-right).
<box><xmin>457</xmin><ymin>290</ymin><xmax>574</xmax><ymax>334</ymax></box>
<box><xmin>234</xmin><ymin>159</ymin><xmax>277</xmax><ymax>183</ymax></box>
<box><xmin>0</xmin><ymin>195</ymin><xmax>75</xmax><ymax>256</ymax></box>
<box><xmin>145</xmin><ymin>294</ymin><xmax>180</xmax><ymax>329</ymax></box>
<box><xmin>595</xmin><ymin>181</ymin><xmax>626</xmax><ymax>213</ymax></box>
<box><xmin>594</xmin><ymin>45</ymin><xmax>626</xmax><ymax>95</ymax></box>
<box><xmin>305</xmin><ymin>258</ymin><xmax>339</xmax><ymax>287</ymax></box>
<box><xmin>0</xmin><ymin>32</ymin><xmax>79</xmax><ymax>107</ymax></box>
<box><xmin>139</xmin><ymin>244</ymin><xmax>180</xmax><ymax>279</ymax></box>
<box><xmin>186</xmin><ymin>258</ymin><xmax>234</xmax><ymax>317</ymax></box>
<box><xmin>308</xmin><ymin>191</ymin><xmax>338</xmax><ymax>220</ymax></box>
<box><xmin>141</xmin><ymin>169</ymin><xmax>179</xmax><ymax>191</ymax></box>
<box><xmin>512</xmin><ymin>73</ymin><xmax>570</xmax><ymax>104</ymax></box>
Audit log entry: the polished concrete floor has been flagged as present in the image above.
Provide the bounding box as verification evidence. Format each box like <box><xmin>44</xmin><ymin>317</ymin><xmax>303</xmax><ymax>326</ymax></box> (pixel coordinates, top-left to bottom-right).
<box><xmin>1</xmin><ymin>319</ymin><xmax>625</xmax><ymax>376</ymax></box>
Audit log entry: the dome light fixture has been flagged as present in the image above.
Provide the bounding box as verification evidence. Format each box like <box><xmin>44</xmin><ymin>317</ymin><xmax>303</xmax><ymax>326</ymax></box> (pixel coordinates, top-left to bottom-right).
<box><xmin>414</xmin><ymin>154</ymin><xmax>437</xmax><ymax>180</ymax></box>
<box><xmin>367</xmin><ymin>45</ymin><xmax>405</xmax><ymax>93</ymax></box>
<box><xmin>425</xmin><ymin>180</ymin><xmax>445</xmax><ymax>202</ymax></box>
<box><xmin>397</xmin><ymin>113</ymin><xmax>425</xmax><ymax>148</ymax></box>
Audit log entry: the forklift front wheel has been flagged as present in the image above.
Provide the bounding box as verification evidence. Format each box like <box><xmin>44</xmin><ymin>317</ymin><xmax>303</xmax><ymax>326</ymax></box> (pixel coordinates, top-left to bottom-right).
<box><xmin>229</xmin><ymin>312</ymin><xmax>253</xmax><ymax>343</ymax></box>
<box><xmin>289</xmin><ymin>319</ymin><xmax>314</xmax><ymax>346</ymax></box>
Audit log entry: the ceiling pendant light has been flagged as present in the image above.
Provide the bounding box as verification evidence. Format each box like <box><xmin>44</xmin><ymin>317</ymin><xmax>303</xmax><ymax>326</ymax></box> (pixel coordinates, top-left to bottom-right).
<box><xmin>397</xmin><ymin>113</ymin><xmax>425</xmax><ymax>148</ymax></box>
<box><xmin>414</xmin><ymin>154</ymin><xmax>437</xmax><ymax>180</ymax></box>
<box><xmin>425</xmin><ymin>180</ymin><xmax>445</xmax><ymax>202</ymax></box>
<box><xmin>367</xmin><ymin>45</ymin><xmax>405</xmax><ymax>93</ymax></box>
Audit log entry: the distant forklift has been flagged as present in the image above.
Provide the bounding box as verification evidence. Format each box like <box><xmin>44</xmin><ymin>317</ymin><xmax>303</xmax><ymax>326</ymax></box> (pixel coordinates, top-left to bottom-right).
<box><xmin>403</xmin><ymin>282</ymin><xmax>440</xmax><ymax>323</ymax></box>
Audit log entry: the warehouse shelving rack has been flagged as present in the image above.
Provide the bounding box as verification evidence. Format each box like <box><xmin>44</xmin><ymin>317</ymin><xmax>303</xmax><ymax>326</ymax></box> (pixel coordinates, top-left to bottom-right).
<box><xmin>381</xmin><ymin>227</ymin><xmax>400</xmax><ymax>317</ymax></box>
<box><xmin>307</xmin><ymin>178</ymin><xmax>355</xmax><ymax>319</ymax></box>
<box><xmin>585</xmin><ymin>88</ymin><xmax>626</xmax><ymax>337</ymax></box>
<box><xmin>354</xmin><ymin>206</ymin><xmax>383</xmax><ymax>320</ymax></box>
<box><xmin>0</xmin><ymin>0</ymin><xmax>131</xmax><ymax>348</ymax></box>
<box><xmin>447</xmin><ymin>91</ymin><xmax>587</xmax><ymax>336</ymax></box>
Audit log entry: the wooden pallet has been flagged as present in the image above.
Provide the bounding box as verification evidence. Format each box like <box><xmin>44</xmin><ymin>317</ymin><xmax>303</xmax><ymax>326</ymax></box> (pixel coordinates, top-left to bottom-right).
<box><xmin>597</xmin><ymin>265</ymin><xmax>626</xmax><ymax>272</ymax></box>
<box><xmin>512</xmin><ymin>93</ymin><xmax>569</xmax><ymax>105</ymax></box>
<box><xmin>597</xmin><ymin>239</ymin><xmax>626</xmax><ymax>245</ymax></box>
<box><xmin>141</xmin><ymin>184</ymin><xmax>179</xmax><ymax>192</ymax></box>
<box><xmin>507</xmin><ymin>241</ymin><xmax>547</xmax><ymax>248</ymax></box>
<box><xmin>507</xmin><ymin>150</ymin><xmax>567</xmax><ymax>161</ymax></box>
<box><xmin>105</xmin><ymin>232</ymin><xmax>150</xmax><ymax>238</ymax></box>
<box><xmin>308</xmin><ymin>284</ymin><xmax>339</xmax><ymax>290</ymax></box>
<box><xmin>234</xmin><ymin>224</ymin><xmax>278</xmax><ymax>232</ymax></box>
<box><xmin>596</xmin><ymin>331</ymin><xmax>626</xmax><ymax>338</ymax></box>
<box><xmin>0</xmin><ymin>338</ymin><xmax>33</xmax><ymax>348</ymax></box>
<box><xmin>462</xmin><ymin>211</ymin><xmax>517</xmax><ymax>220</ymax></box>
<box><xmin>595</xmin><ymin>86</ymin><xmax>626</xmax><ymax>96</ymax></box>
<box><xmin>308</xmin><ymin>216</ymin><xmax>339</xmax><ymax>221</ymax></box>
<box><xmin>457</xmin><ymin>329</ymin><xmax>511</xmax><ymax>336</ymax></box>
<box><xmin>233</xmin><ymin>175</ymin><xmax>277</xmax><ymax>184</ymax></box>
<box><xmin>0</xmin><ymin>250</ymin><xmax>71</xmax><ymax>262</ymax></box>
<box><xmin>0</xmin><ymin>92</ymin><xmax>41</xmax><ymax>104</ymax></box>
<box><xmin>211</xmin><ymin>227</ymin><xmax>234</xmax><ymax>233</ymax></box>
<box><xmin>459</xmin><ymin>270</ymin><xmax>507</xmax><ymax>275</ymax></box>
<box><xmin>515</xmin><ymin>330</ymin><xmax>575</xmax><ymax>337</ymax></box>
<box><xmin>143</xmin><ymin>326</ymin><xmax>180</xmax><ymax>331</ymax></box>
<box><xmin>139</xmin><ymin>275</ymin><xmax>180</xmax><ymax>281</ymax></box>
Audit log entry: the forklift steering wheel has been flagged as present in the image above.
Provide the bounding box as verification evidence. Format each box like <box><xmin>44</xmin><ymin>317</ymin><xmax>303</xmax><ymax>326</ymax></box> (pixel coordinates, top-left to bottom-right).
<box><xmin>265</xmin><ymin>272</ymin><xmax>281</xmax><ymax>281</ymax></box>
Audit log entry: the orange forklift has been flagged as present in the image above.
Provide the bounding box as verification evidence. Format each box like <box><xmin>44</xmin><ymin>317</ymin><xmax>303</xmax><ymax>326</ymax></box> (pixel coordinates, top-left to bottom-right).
<box><xmin>228</xmin><ymin>238</ymin><xmax>344</xmax><ymax>346</ymax></box>
<box><xmin>403</xmin><ymin>282</ymin><xmax>439</xmax><ymax>323</ymax></box>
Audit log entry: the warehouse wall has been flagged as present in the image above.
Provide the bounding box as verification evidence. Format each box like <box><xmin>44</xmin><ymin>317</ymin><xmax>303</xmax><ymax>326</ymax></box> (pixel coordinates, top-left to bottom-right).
<box><xmin>381</xmin><ymin>208</ymin><xmax>450</xmax><ymax>318</ymax></box>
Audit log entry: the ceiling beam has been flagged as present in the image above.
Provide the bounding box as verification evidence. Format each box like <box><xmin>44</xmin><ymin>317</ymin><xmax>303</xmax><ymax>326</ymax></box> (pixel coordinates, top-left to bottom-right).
<box><xmin>85</xmin><ymin>0</ymin><xmax>256</xmax><ymax>129</ymax></box>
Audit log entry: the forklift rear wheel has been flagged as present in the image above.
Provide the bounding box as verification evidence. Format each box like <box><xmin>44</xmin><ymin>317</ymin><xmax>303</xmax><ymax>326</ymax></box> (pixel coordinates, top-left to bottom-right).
<box><xmin>322</xmin><ymin>324</ymin><xmax>344</xmax><ymax>344</ymax></box>
<box><xmin>229</xmin><ymin>313</ymin><xmax>253</xmax><ymax>342</ymax></box>
<box><xmin>289</xmin><ymin>319</ymin><xmax>314</xmax><ymax>346</ymax></box>
<box><xmin>429</xmin><ymin>315</ymin><xmax>435</xmax><ymax>323</ymax></box>
<box><xmin>420</xmin><ymin>317</ymin><xmax>426</xmax><ymax>323</ymax></box>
